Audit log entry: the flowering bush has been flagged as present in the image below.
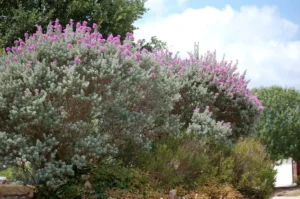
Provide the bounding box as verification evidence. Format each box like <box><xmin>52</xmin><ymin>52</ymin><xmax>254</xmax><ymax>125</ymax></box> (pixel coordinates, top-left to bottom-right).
<box><xmin>170</xmin><ymin>45</ymin><xmax>263</xmax><ymax>140</ymax></box>
<box><xmin>0</xmin><ymin>19</ymin><xmax>181</xmax><ymax>187</ymax></box>
<box><xmin>0</xmin><ymin>19</ymin><xmax>262</xmax><ymax>190</ymax></box>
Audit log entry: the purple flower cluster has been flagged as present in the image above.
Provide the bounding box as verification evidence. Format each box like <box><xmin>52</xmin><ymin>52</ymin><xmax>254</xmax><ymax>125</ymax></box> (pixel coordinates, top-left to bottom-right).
<box><xmin>3</xmin><ymin>19</ymin><xmax>263</xmax><ymax>111</ymax></box>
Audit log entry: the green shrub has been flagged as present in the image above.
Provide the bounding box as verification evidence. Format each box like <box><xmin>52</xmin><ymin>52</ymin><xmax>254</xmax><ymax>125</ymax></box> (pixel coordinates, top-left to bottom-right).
<box><xmin>90</xmin><ymin>163</ymin><xmax>152</xmax><ymax>198</ymax></box>
<box><xmin>0</xmin><ymin>39</ymin><xmax>3</xmax><ymax>54</ymax></box>
<box><xmin>135</xmin><ymin>134</ymin><xmax>234</xmax><ymax>191</ymax></box>
<box><xmin>232</xmin><ymin>138</ymin><xmax>276</xmax><ymax>199</ymax></box>
<box><xmin>296</xmin><ymin>176</ymin><xmax>300</xmax><ymax>186</ymax></box>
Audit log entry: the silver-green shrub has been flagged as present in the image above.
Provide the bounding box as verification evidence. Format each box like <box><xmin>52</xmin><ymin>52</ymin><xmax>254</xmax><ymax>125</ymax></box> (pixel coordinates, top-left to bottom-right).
<box><xmin>0</xmin><ymin>20</ymin><xmax>181</xmax><ymax>187</ymax></box>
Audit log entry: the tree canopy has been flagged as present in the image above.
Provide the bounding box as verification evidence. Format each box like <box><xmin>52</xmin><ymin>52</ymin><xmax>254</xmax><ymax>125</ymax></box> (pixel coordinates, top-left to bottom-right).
<box><xmin>253</xmin><ymin>86</ymin><xmax>300</xmax><ymax>161</ymax></box>
<box><xmin>0</xmin><ymin>0</ymin><xmax>147</xmax><ymax>47</ymax></box>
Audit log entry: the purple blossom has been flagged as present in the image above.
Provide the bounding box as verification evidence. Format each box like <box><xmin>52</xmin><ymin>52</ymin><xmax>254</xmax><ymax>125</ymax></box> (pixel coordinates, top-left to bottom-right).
<box><xmin>107</xmin><ymin>34</ymin><xmax>114</xmax><ymax>41</ymax></box>
<box><xmin>67</xmin><ymin>43</ymin><xmax>73</xmax><ymax>49</ymax></box>
<box><xmin>24</xmin><ymin>88</ymin><xmax>30</xmax><ymax>93</ymax></box>
<box><xmin>57</xmin><ymin>25</ymin><xmax>62</xmax><ymax>32</ymax></box>
<box><xmin>259</xmin><ymin>106</ymin><xmax>264</xmax><ymax>111</ymax></box>
<box><xmin>77</xmin><ymin>40</ymin><xmax>82</xmax><ymax>44</ymax></box>
<box><xmin>91</xmin><ymin>40</ymin><xmax>96</xmax><ymax>46</ymax></box>
<box><xmin>86</xmin><ymin>44</ymin><xmax>91</xmax><ymax>49</ymax></box>
<box><xmin>51</xmin><ymin>36</ymin><xmax>58</xmax><ymax>41</ymax></box>
<box><xmin>34</xmin><ymin>88</ymin><xmax>39</xmax><ymax>93</ymax></box>
<box><xmin>93</xmin><ymin>23</ymin><xmax>98</xmax><ymax>29</ymax></box>
<box><xmin>141</xmin><ymin>48</ymin><xmax>148</xmax><ymax>53</ymax></box>
<box><xmin>126</xmin><ymin>32</ymin><xmax>134</xmax><ymax>40</ymax></box>
<box><xmin>5</xmin><ymin>47</ymin><xmax>11</xmax><ymax>52</ymax></box>
<box><xmin>83</xmin><ymin>21</ymin><xmax>88</xmax><ymax>26</ymax></box>
<box><xmin>134</xmin><ymin>52</ymin><xmax>141</xmax><ymax>60</ymax></box>
<box><xmin>19</xmin><ymin>41</ymin><xmax>25</xmax><ymax>47</ymax></box>
<box><xmin>74</xmin><ymin>57</ymin><xmax>81</xmax><ymax>63</ymax></box>
<box><xmin>86</xmin><ymin>27</ymin><xmax>92</xmax><ymax>32</ymax></box>
<box><xmin>121</xmin><ymin>49</ymin><xmax>131</xmax><ymax>56</ymax></box>
<box><xmin>27</xmin><ymin>44</ymin><xmax>36</xmax><ymax>51</ymax></box>
<box><xmin>16</xmin><ymin>47</ymin><xmax>23</xmax><ymax>53</ymax></box>
<box><xmin>194</xmin><ymin>107</ymin><xmax>199</xmax><ymax>113</ymax></box>
<box><xmin>150</xmin><ymin>72</ymin><xmax>156</xmax><ymax>78</ymax></box>
<box><xmin>83</xmin><ymin>37</ymin><xmax>89</xmax><ymax>43</ymax></box>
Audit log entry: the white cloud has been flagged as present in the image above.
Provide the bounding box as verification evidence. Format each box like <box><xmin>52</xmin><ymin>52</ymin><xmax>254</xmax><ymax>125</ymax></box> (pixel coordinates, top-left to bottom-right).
<box><xmin>134</xmin><ymin>5</ymin><xmax>300</xmax><ymax>88</ymax></box>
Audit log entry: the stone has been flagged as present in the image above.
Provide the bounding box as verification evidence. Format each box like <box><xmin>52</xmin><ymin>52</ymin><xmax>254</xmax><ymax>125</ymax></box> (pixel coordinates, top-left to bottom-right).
<box><xmin>169</xmin><ymin>189</ymin><xmax>177</xmax><ymax>199</ymax></box>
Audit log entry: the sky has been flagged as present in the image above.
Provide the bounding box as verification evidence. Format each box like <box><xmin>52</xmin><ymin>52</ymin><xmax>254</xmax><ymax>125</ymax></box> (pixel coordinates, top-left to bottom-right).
<box><xmin>134</xmin><ymin>0</ymin><xmax>300</xmax><ymax>88</ymax></box>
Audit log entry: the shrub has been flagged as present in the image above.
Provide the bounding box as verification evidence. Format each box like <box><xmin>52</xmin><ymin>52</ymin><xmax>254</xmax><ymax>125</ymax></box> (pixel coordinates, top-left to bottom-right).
<box><xmin>0</xmin><ymin>20</ymin><xmax>181</xmax><ymax>188</ymax></box>
<box><xmin>134</xmin><ymin>131</ymin><xmax>236</xmax><ymax>192</ymax></box>
<box><xmin>0</xmin><ymin>18</ymin><xmax>263</xmax><ymax>195</ymax></box>
<box><xmin>90</xmin><ymin>163</ymin><xmax>152</xmax><ymax>198</ymax></box>
<box><xmin>198</xmin><ymin>182</ymin><xmax>243</xmax><ymax>199</ymax></box>
<box><xmin>232</xmin><ymin>138</ymin><xmax>276</xmax><ymax>199</ymax></box>
<box><xmin>297</xmin><ymin>176</ymin><xmax>300</xmax><ymax>186</ymax></box>
<box><xmin>171</xmin><ymin>48</ymin><xmax>263</xmax><ymax>140</ymax></box>
<box><xmin>0</xmin><ymin>39</ymin><xmax>3</xmax><ymax>54</ymax></box>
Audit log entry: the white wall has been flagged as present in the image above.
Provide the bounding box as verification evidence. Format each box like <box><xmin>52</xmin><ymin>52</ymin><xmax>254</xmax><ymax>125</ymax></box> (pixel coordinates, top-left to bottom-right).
<box><xmin>274</xmin><ymin>158</ymin><xmax>294</xmax><ymax>187</ymax></box>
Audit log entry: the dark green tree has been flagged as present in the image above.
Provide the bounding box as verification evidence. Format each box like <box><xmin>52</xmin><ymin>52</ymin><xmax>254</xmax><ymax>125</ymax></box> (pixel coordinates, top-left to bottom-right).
<box><xmin>0</xmin><ymin>0</ymin><xmax>147</xmax><ymax>47</ymax></box>
<box><xmin>253</xmin><ymin>86</ymin><xmax>300</xmax><ymax>161</ymax></box>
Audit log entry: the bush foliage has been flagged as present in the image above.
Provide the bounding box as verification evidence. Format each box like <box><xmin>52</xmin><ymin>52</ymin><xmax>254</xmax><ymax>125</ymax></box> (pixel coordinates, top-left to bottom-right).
<box><xmin>0</xmin><ymin>20</ymin><xmax>272</xmax><ymax>198</ymax></box>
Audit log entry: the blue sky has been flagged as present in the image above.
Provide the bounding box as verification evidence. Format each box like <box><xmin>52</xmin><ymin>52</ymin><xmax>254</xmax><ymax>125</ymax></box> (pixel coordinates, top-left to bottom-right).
<box><xmin>134</xmin><ymin>0</ymin><xmax>300</xmax><ymax>88</ymax></box>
